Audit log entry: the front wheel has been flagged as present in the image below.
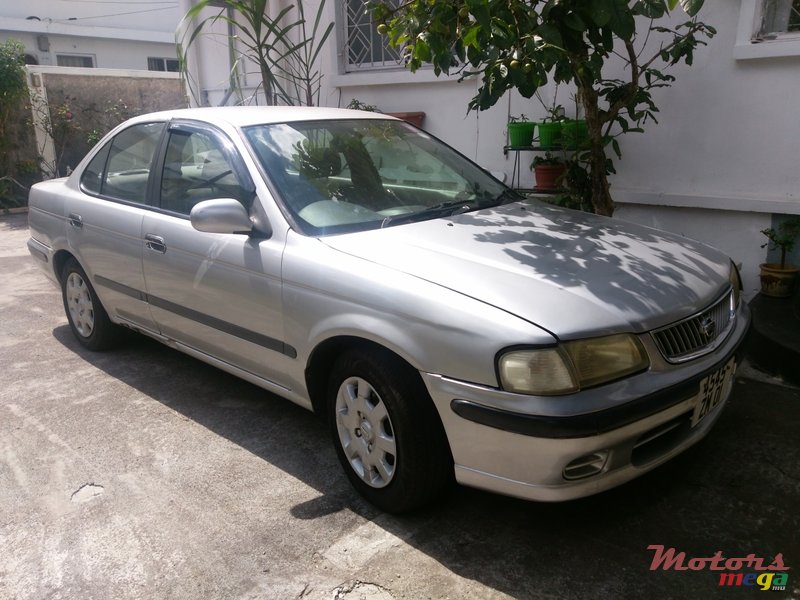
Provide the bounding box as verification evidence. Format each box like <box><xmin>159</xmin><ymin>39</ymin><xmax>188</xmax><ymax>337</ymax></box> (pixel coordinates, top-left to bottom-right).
<box><xmin>328</xmin><ymin>349</ymin><xmax>452</xmax><ymax>513</ymax></box>
<box><xmin>61</xmin><ymin>258</ymin><xmax>122</xmax><ymax>351</ymax></box>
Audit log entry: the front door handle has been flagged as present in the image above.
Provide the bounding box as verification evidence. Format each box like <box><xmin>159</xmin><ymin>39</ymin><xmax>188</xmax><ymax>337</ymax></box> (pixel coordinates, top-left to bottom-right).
<box><xmin>144</xmin><ymin>234</ymin><xmax>167</xmax><ymax>254</ymax></box>
<box><xmin>68</xmin><ymin>213</ymin><xmax>83</xmax><ymax>229</ymax></box>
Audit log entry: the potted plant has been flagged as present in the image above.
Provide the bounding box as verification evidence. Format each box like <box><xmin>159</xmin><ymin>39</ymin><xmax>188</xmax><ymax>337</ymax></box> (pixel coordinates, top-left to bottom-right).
<box><xmin>507</xmin><ymin>114</ymin><xmax>535</xmax><ymax>148</ymax></box>
<box><xmin>531</xmin><ymin>153</ymin><xmax>566</xmax><ymax>191</ymax></box>
<box><xmin>561</xmin><ymin>118</ymin><xmax>588</xmax><ymax>150</ymax></box>
<box><xmin>346</xmin><ymin>98</ymin><xmax>426</xmax><ymax>128</ymax></box>
<box><xmin>759</xmin><ymin>217</ymin><xmax>800</xmax><ymax>297</ymax></box>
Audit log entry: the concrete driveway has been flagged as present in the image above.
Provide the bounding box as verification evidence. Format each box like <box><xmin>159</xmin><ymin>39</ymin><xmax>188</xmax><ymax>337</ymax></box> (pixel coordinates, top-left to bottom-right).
<box><xmin>1</xmin><ymin>212</ymin><xmax>798</xmax><ymax>599</ymax></box>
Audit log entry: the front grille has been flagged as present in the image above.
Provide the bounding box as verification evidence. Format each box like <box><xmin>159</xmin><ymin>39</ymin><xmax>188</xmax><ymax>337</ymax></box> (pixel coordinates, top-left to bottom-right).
<box><xmin>652</xmin><ymin>292</ymin><xmax>734</xmax><ymax>363</ymax></box>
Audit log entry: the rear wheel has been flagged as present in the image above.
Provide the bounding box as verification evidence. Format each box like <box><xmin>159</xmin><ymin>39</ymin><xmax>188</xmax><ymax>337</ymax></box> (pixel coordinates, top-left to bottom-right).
<box><xmin>61</xmin><ymin>258</ymin><xmax>122</xmax><ymax>351</ymax></box>
<box><xmin>328</xmin><ymin>348</ymin><xmax>452</xmax><ymax>513</ymax></box>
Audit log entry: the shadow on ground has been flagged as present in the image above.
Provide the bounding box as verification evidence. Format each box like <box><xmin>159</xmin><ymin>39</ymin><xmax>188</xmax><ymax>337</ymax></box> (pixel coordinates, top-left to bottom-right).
<box><xmin>53</xmin><ymin>326</ymin><xmax>800</xmax><ymax>599</ymax></box>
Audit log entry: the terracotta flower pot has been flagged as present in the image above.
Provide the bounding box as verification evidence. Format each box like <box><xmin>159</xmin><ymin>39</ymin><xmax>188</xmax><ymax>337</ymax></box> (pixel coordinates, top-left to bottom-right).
<box><xmin>533</xmin><ymin>163</ymin><xmax>566</xmax><ymax>191</ymax></box>
<box><xmin>759</xmin><ymin>263</ymin><xmax>800</xmax><ymax>298</ymax></box>
<box><xmin>386</xmin><ymin>111</ymin><xmax>425</xmax><ymax>128</ymax></box>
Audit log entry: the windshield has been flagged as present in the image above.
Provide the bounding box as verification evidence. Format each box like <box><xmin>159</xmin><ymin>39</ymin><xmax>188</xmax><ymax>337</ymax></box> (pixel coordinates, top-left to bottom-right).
<box><xmin>243</xmin><ymin>119</ymin><xmax>511</xmax><ymax>236</ymax></box>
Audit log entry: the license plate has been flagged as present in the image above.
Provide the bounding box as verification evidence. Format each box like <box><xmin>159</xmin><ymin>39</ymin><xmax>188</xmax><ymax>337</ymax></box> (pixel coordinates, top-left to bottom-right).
<box><xmin>691</xmin><ymin>359</ymin><xmax>736</xmax><ymax>427</ymax></box>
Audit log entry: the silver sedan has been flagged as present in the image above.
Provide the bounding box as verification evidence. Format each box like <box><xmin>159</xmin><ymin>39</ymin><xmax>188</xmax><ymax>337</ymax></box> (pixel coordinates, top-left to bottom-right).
<box><xmin>27</xmin><ymin>107</ymin><xmax>750</xmax><ymax>512</ymax></box>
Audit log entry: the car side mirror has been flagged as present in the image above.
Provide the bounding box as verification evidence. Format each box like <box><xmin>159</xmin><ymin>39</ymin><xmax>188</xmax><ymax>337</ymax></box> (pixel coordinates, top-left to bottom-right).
<box><xmin>190</xmin><ymin>199</ymin><xmax>253</xmax><ymax>235</ymax></box>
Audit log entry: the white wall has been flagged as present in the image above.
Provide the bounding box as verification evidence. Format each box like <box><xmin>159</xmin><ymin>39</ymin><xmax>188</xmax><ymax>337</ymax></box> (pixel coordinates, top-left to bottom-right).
<box><xmin>610</xmin><ymin>1</ymin><xmax>800</xmax><ymax>217</ymax></box>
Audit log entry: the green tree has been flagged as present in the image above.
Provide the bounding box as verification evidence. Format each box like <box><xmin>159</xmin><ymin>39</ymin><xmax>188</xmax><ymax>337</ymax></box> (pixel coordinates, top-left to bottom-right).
<box><xmin>0</xmin><ymin>39</ymin><xmax>30</xmax><ymax>200</ymax></box>
<box><xmin>370</xmin><ymin>0</ymin><xmax>715</xmax><ymax>216</ymax></box>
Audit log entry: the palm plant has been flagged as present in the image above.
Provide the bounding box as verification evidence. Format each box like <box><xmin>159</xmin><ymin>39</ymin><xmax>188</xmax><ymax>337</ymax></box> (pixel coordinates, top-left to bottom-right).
<box><xmin>178</xmin><ymin>0</ymin><xmax>332</xmax><ymax>107</ymax></box>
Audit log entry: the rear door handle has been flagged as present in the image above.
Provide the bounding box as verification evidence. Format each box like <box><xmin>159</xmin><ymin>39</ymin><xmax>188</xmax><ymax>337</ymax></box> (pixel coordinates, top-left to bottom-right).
<box><xmin>144</xmin><ymin>234</ymin><xmax>167</xmax><ymax>254</ymax></box>
<box><xmin>68</xmin><ymin>213</ymin><xmax>83</xmax><ymax>229</ymax></box>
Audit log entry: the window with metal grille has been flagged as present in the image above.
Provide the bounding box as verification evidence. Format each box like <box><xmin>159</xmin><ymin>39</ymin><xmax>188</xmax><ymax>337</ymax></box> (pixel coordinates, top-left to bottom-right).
<box><xmin>56</xmin><ymin>54</ymin><xmax>94</xmax><ymax>68</ymax></box>
<box><xmin>759</xmin><ymin>0</ymin><xmax>800</xmax><ymax>37</ymax></box>
<box><xmin>343</xmin><ymin>0</ymin><xmax>403</xmax><ymax>71</ymax></box>
<box><xmin>148</xmin><ymin>57</ymin><xmax>180</xmax><ymax>72</ymax></box>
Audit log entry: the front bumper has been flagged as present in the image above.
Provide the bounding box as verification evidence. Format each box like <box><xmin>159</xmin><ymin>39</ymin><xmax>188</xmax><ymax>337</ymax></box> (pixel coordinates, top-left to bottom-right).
<box><xmin>422</xmin><ymin>302</ymin><xmax>751</xmax><ymax>502</ymax></box>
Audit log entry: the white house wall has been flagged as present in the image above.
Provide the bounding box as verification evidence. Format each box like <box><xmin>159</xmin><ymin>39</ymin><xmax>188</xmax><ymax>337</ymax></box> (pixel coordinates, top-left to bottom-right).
<box><xmin>0</xmin><ymin>0</ymin><xmax>181</xmax><ymax>70</ymax></box>
<box><xmin>0</xmin><ymin>29</ymin><xmax>178</xmax><ymax>71</ymax></box>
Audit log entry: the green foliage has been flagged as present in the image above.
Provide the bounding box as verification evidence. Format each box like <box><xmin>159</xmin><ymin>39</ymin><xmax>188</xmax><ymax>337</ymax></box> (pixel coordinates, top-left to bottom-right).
<box><xmin>370</xmin><ymin>0</ymin><xmax>715</xmax><ymax>216</ymax></box>
<box><xmin>29</xmin><ymin>92</ymin><xmax>137</xmax><ymax>178</ymax></box>
<box><xmin>0</xmin><ymin>39</ymin><xmax>31</xmax><ymax>207</ymax></box>
<box><xmin>762</xmin><ymin>217</ymin><xmax>800</xmax><ymax>269</ymax></box>
<box><xmin>280</xmin><ymin>0</ymin><xmax>335</xmax><ymax>106</ymax></box>
<box><xmin>346</xmin><ymin>98</ymin><xmax>380</xmax><ymax>112</ymax></box>
<box><xmin>0</xmin><ymin>39</ymin><xmax>27</xmax><ymax>106</ymax></box>
<box><xmin>531</xmin><ymin>152</ymin><xmax>563</xmax><ymax>167</ymax></box>
<box><xmin>178</xmin><ymin>0</ymin><xmax>333</xmax><ymax>106</ymax></box>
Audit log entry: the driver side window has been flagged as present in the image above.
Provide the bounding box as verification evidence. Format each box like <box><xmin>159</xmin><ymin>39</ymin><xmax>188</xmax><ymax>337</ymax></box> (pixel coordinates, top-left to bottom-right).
<box><xmin>159</xmin><ymin>129</ymin><xmax>250</xmax><ymax>215</ymax></box>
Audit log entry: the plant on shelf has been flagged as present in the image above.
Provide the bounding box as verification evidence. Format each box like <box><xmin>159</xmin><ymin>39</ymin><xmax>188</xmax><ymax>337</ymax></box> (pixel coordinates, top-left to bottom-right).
<box><xmin>561</xmin><ymin>118</ymin><xmax>588</xmax><ymax>150</ymax></box>
<box><xmin>534</xmin><ymin>90</ymin><xmax>564</xmax><ymax>150</ymax></box>
<box><xmin>759</xmin><ymin>217</ymin><xmax>800</xmax><ymax>297</ymax></box>
<box><xmin>530</xmin><ymin>152</ymin><xmax>565</xmax><ymax>191</ymax></box>
<box><xmin>507</xmin><ymin>114</ymin><xmax>535</xmax><ymax>148</ymax></box>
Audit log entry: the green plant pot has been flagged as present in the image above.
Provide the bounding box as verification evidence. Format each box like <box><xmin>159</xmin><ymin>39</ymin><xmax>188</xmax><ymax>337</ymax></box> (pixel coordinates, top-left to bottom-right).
<box><xmin>537</xmin><ymin>121</ymin><xmax>562</xmax><ymax>149</ymax></box>
<box><xmin>561</xmin><ymin>119</ymin><xmax>588</xmax><ymax>150</ymax></box>
<box><xmin>507</xmin><ymin>122</ymin><xmax>535</xmax><ymax>147</ymax></box>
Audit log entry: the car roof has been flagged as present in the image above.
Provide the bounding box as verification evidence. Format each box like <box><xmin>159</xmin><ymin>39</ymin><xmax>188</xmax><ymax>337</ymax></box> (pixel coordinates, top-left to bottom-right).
<box><xmin>129</xmin><ymin>106</ymin><xmax>396</xmax><ymax>128</ymax></box>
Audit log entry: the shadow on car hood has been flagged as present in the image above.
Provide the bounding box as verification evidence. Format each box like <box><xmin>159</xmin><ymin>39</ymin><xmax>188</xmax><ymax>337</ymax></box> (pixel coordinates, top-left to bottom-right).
<box><xmin>321</xmin><ymin>200</ymin><xmax>731</xmax><ymax>339</ymax></box>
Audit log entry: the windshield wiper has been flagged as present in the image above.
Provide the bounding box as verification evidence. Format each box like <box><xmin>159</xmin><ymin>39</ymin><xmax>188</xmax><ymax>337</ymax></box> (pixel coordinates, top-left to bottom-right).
<box><xmin>380</xmin><ymin>201</ymin><xmax>475</xmax><ymax>228</ymax></box>
<box><xmin>487</xmin><ymin>188</ymin><xmax>525</xmax><ymax>206</ymax></box>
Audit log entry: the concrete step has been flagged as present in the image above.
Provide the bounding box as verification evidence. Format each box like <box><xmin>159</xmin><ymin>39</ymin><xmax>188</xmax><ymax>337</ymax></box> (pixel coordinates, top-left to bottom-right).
<box><xmin>745</xmin><ymin>292</ymin><xmax>800</xmax><ymax>387</ymax></box>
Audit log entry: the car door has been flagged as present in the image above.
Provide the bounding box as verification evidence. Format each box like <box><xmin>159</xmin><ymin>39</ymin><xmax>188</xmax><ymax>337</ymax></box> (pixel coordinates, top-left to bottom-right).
<box><xmin>67</xmin><ymin>121</ymin><xmax>165</xmax><ymax>332</ymax></box>
<box><xmin>141</xmin><ymin>121</ymin><xmax>292</xmax><ymax>388</ymax></box>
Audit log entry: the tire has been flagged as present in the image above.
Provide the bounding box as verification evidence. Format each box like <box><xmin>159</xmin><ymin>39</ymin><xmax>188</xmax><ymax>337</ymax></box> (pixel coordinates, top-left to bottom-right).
<box><xmin>61</xmin><ymin>258</ymin><xmax>122</xmax><ymax>351</ymax></box>
<box><xmin>328</xmin><ymin>348</ymin><xmax>453</xmax><ymax>513</ymax></box>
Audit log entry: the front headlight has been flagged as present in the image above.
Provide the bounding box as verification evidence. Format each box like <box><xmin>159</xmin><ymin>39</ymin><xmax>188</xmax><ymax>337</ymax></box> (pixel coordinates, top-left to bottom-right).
<box><xmin>729</xmin><ymin>261</ymin><xmax>742</xmax><ymax>308</ymax></box>
<box><xmin>498</xmin><ymin>334</ymin><xmax>649</xmax><ymax>395</ymax></box>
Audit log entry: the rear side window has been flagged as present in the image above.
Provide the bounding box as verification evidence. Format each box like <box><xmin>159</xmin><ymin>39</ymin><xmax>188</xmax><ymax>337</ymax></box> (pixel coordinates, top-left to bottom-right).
<box><xmin>80</xmin><ymin>122</ymin><xmax>165</xmax><ymax>203</ymax></box>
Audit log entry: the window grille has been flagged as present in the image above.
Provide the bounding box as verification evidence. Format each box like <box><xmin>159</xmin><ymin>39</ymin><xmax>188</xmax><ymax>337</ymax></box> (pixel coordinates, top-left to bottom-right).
<box><xmin>759</xmin><ymin>0</ymin><xmax>800</xmax><ymax>37</ymax></box>
<box><xmin>148</xmin><ymin>57</ymin><xmax>180</xmax><ymax>72</ymax></box>
<box><xmin>56</xmin><ymin>55</ymin><xmax>94</xmax><ymax>68</ymax></box>
<box><xmin>343</xmin><ymin>0</ymin><xmax>403</xmax><ymax>71</ymax></box>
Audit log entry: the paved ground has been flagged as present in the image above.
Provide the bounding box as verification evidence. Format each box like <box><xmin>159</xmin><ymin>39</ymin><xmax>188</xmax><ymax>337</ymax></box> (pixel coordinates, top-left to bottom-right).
<box><xmin>1</xmin><ymin>212</ymin><xmax>799</xmax><ymax>600</ymax></box>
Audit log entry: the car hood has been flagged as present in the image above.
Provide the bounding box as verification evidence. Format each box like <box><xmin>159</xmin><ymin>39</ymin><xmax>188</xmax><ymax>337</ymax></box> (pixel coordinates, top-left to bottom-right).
<box><xmin>320</xmin><ymin>201</ymin><xmax>731</xmax><ymax>339</ymax></box>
